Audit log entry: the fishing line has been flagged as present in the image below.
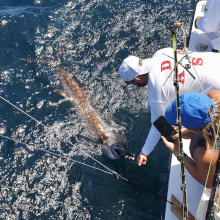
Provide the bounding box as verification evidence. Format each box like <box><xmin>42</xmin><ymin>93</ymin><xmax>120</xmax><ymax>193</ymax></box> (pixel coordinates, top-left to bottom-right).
<box><xmin>171</xmin><ymin>22</ymin><xmax>189</xmax><ymax>220</ymax></box>
<box><xmin>177</xmin><ymin>24</ymin><xmax>220</xmax><ymax>219</ymax></box>
<box><xmin>172</xmin><ymin>23</ymin><xmax>219</xmax><ymax>163</ymax></box>
<box><xmin>195</xmin><ymin>122</ymin><xmax>220</xmax><ymax>219</ymax></box>
<box><xmin>0</xmin><ymin>133</ymin><xmax>114</xmax><ymax>176</ymax></box>
<box><xmin>120</xmin><ymin>176</ymin><xmax>178</xmax><ymax>207</ymax></box>
<box><xmin>0</xmin><ymin>132</ymin><xmax>178</xmax><ymax>207</ymax></box>
<box><xmin>0</xmin><ymin>95</ymin><xmax>141</xmax><ymax>186</ymax></box>
<box><xmin>179</xmin><ymin>23</ymin><xmax>220</xmax><ymax>219</ymax></box>
<box><xmin>114</xmin><ymin>147</ymin><xmax>138</xmax><ymax>159</ymax></box>
<box><xmin>0</xmin><ymin>51</ymin><xmax>182</xmax><ymax>210</ymax></box>
<box><xmin>162</xmin><ymin>51</ymin><xmax>195</xmax><ymax>86</ymax></box>
<box><xmin>179</xmin><ymin>25</ymin><xmax>217</xmax><ymax>146</ymax></box>
<box><xmin>214</xmin><ymin>184</ymin><xmax>220</xmax><ymax>218</ymax></box>
<box><xmin>0</xmin><ymin>95</ymin><xmax>119</xmax><ymax>174</ymax></box>
<box><xmin>0</xmin><ymin>86</ymin><xmax>174</xmax><ymax>205</ymax></box>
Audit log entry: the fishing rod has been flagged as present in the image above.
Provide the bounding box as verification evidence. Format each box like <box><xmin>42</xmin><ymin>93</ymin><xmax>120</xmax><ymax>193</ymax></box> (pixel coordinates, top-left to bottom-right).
<box><xmin>175</xmin><ymin>23</ymin><xmax>220</xmax><ymax>219</ymax></box>
<box><xmin>171</xmin><ymin>22</ymin><xmax>189</xmax><ymax>220</ymax></box>
<box><xmin>0</xmin><ymin>95</ymin><xmax>118</xmax><ymax>175</ymax></box>
<box><xmin>205</xmin><ymin>124</ymin><xmax>220</xmax><ymax>220</ymax></box>
<box><xmin>0</xmin><ymin>132</ymin><xmax>179</xmax><ymax>208</ymax></box>
<box><xmin>0</xmin><ymin>93</ymin><xmax>178</xmax><ymax>207</ymax></box>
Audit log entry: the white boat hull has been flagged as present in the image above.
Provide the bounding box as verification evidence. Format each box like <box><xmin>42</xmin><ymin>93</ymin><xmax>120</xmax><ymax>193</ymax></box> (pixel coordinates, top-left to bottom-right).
<box><xmin>164</xmin><ymin>0</ymin><xmax>220</xmax><ymax>219</ymax></box>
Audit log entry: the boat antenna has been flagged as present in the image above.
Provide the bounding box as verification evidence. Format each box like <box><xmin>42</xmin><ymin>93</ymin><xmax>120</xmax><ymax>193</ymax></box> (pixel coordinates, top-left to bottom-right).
<box><xmin>171</xmin><ymin>22</ymin><xmax>189</xmax><ymax>220</ymax></box>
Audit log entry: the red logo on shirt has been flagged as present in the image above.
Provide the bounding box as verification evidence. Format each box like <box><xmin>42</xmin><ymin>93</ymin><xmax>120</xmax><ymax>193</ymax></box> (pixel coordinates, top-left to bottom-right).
<box><xmin>178</xmin><ymin>70</ymin><xmax>185</xmax><ymax>84</ymax></box>
<box><xmin>177</xmin><ymin>50</ymin><xmax>184</xmax><ymax>55</ymax></box>
<box><xmin>161</xmin><ymin>61</ymin><xmax>171</xmax><ymax>72</ymax></box>
<box><xmin>192</xmin><ymin>58</ymin><xmax>203</xmax><ymax>66</ymax></box>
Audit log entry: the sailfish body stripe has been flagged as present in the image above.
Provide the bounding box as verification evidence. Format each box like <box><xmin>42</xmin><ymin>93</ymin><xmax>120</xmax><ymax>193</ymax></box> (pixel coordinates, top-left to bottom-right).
<box><xmin>20</xmin><ymin>58</ymin><xmax>126</xmax><ymax>159</ymax></box>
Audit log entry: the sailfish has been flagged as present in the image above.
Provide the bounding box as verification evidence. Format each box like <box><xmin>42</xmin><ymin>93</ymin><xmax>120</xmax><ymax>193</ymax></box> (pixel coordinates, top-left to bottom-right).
<box><xmin>19</xmin><ymin>57</ymin><xmax>127</xmax><ymax>159</ymax></box>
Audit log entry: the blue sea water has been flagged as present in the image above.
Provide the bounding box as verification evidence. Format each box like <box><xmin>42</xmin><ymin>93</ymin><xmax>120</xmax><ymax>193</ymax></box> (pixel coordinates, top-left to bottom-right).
<box><xmin>0</xmin><ymin>0</ymin><xmax>197</xmax><ymax>219</ymax></box>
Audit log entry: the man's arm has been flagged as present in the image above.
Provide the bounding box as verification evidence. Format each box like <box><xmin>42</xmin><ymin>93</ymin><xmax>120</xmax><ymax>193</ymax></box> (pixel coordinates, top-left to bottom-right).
<box><xmin>195</xmin><ymin>16</ymin><xmax>203</xmax><ymax>29</ymax></box>
<box><xmin>137</xmin><ymin>100</ymin><xmax>171</xmax><ymax>166</ymax></box>
<box><xmin>141</xmin><ymin>125</ymin><xmax>161</xmax><ymax>156</ymax></box>
<box><xmin>137</xmin><ymin>125</ymin><xmax>161</xmax><ymax>166</ymax></box>
<box><xmin>195</xmin><ymin>1</ymin><xmax>220</xmax><ymax>33</ymax></box>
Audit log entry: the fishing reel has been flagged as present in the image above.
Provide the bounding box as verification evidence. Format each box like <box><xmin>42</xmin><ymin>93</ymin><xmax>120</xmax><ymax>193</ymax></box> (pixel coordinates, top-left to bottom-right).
<box><xmin>172</xmin><ymin>22</ymin><xmax>189</xmax><ymax>55</ymax></box>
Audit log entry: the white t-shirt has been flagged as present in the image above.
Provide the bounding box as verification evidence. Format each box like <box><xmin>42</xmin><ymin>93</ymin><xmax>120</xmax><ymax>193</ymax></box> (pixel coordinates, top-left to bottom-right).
<box><xmin>196</xmin><ymin>0</ymin><xmax>220</xmax><ymax>50</ymax></box>
<box><xmin>142</xmin><ymin>47</ymin><xmax>220</xmax><ymax>156</ymax></box>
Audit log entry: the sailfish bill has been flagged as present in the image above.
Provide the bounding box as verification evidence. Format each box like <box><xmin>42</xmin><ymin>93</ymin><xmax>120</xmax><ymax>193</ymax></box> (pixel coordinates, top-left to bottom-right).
<box><xmin>20</xmin><ymin>58</ymin><xmax>127</xmax><ymax>160</ymax></box>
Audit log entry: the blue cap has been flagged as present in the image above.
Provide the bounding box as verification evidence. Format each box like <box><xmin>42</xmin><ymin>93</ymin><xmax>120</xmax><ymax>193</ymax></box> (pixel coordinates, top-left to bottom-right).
<box><xmin>165</xmin><ymin>92</ymin><xmax>215</xmax><ymax>129</ymax></box>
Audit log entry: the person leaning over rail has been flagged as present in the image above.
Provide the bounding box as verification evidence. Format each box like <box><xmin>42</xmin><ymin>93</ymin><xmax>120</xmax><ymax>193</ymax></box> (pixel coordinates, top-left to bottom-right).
<box><xmin>195</xmin><ymin>0</ymin><xmax>220</xmax><ymax>52</ymax></box>
<box><xmin>118</xmin><ymin>47</ymin><xmax>220</xmax><ymax>167</ymax></box>
<box><xmin>162</xmin><ymin>91</ymin><xmax>220</xmax><ymax>187</ymax></box>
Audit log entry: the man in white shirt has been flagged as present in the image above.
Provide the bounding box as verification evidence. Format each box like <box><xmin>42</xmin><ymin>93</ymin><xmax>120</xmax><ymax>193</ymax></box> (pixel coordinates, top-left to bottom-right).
<box><xmin>118</xmin><ymin>47</ymin><xmax>220</xmax><ymax>166</ymax></box>
<box><xmin>195</xmin><ymin>0</ymin><xmax>220</xmax><ymax>52</ymax></box>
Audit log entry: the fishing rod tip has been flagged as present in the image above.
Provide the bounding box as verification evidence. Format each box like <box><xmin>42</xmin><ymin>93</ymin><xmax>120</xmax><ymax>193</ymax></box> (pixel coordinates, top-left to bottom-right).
<box><xmin>171</xmin><ymin>22</ymin><xmax>183</xmax><ymax>30</ymax></box>
<box><xmin>182</xmin><ymin>47</ymin><xmax>188</xmax><ymax>55</ymax></box>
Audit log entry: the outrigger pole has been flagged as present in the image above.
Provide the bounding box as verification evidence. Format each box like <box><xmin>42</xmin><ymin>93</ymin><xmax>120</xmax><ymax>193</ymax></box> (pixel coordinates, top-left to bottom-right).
<box><xmin>171</xmin><ymin>22</ymin><xmax>189</xmax><ymax>220</ymax></box>
<box><xmin>206</xmin><ymin>124</ymin><xmax>220</xmax><ymax>220</ymax></box>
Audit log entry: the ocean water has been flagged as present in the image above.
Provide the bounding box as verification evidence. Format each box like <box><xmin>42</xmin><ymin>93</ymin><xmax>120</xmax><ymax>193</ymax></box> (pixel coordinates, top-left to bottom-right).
<box><xmin>0</xmin><ymin>0</ymin><xmax>197</xmax><ymax>219</ymax></box>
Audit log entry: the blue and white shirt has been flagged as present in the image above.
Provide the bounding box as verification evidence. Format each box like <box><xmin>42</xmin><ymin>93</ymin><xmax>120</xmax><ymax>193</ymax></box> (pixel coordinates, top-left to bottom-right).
<box><xmin>142</xmin><ymin>48</ymin><xmax>220</xmax><ymax>156</ymax></box>
<box><xmin>196</xmin><ymin>0</ymin><xmax>220</xmax><ymax>50</ymax></box>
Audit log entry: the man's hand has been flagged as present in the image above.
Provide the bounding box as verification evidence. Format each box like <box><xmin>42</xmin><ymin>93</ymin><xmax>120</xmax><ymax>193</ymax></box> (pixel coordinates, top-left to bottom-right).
<box><xmin>137</xmin><ymin>152</ymin><xmax>147</xmax><ymax>166</ymax></box>
<box><xmin>195</xmin><ymin>16</ymin><xmax>203</xmax><ymax>29</ymax></box>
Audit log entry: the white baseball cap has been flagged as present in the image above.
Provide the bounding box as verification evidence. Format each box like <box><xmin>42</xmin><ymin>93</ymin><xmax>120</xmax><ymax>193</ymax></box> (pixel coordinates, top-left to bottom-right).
<box><xmin>118</xmin><ymin>55</ymin><xmax>153</xmax><ymax>82</ymax></box>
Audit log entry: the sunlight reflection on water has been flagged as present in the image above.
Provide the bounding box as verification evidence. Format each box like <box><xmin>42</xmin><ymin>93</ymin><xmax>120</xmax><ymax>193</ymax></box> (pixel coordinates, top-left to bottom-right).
<box><xmin>0</xmin><ymin>0</ymin><xmax>196</xmax><ymax>219</ymax></box>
